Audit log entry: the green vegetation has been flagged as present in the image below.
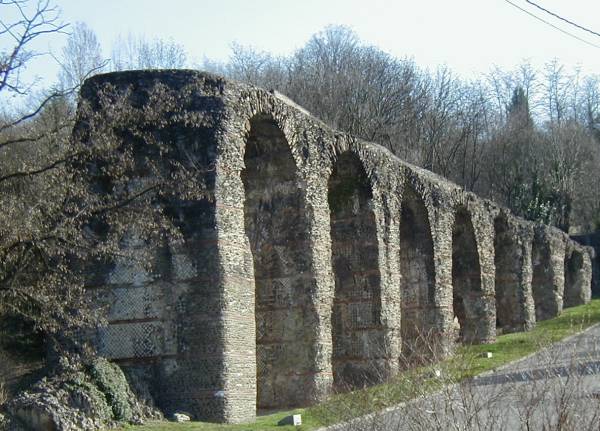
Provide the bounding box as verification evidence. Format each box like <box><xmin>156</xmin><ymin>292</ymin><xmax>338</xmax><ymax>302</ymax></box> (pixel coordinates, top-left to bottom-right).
<box><xmin>117</xmin><ymin>299</ymin><xmax>600</xmax><ymax>431</ymax></box>
<box><xmin>456</xmin><ymin>299</ymin><xmax>600</xmax><ymax>377</ymax></box>
<box><xmin>65</xmin><ymin>371</ymin><xmax>114</xmax><ymax>424</ymax></box>
<box><xmin>89</xmin><ymin>357</ymin><xmax>135</xmax><ymax>421</ymax></box>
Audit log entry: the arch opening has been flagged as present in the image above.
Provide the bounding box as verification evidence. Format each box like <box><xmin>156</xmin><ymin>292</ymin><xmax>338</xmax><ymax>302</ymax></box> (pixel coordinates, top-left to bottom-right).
<box><xmin>564</xmin><ymin>248</ymin><xmax>585</xmax><ymax>307</ymax></box>
<box><xmin>328</xmin><ymin>151</ymin><xmax>384</xmax><ymax>390</ymax></box>
<box><xmin>242</xmin><ymin>114</ymin><xmax>315</xmax><ymax>411</ymax></box>
<box><xmin>531</xmin><ymin>233</ymin><xmax>555</xmax><ymax>321</ymax></box>
<box><xmin>493</xmin><ymin>215</ymin><xmax>521</xmax><ymax>333</ymax></box>
<box><xmin>398</xmin><ymin>184</ymin><xmax>436</xmax><ymax>363</ymax></box>
<box><xmin>451</xmin><ymin>208</ymin><xmax>483</xmax><ymax>343</ymax></box>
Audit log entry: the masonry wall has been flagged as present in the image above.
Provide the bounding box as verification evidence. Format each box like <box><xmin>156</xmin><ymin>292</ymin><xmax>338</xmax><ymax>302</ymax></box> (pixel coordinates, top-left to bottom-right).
<box><xmin>77</xmin><ymin>70</ymin><xmax>594</xmax><ymax>424</ymax></box>
<box><xmin>79</xmin><ymin>71</ymin><xmax>233</xmax><ymax>421</ymax></box>
<box><xmin>564</xmin><ymin>241</ymin><xmax>593</xmax><ymax>307</ymax></box>
<box><xmin>493</xmin><ymin>212</ymin><xmax>535</xmax><ymax>333</ymax></box>
<box><xmin>531</xmin><ymin>225</ymin><xmax>566</xmax><ymax>321</ymax></box>
<box><xmin>452</xmin><ymin>206</ymin><xmax>490</xmax><ymax>343</ymax></box>
<box><xmin>399</xmin><ymin>183</ymin><xmax>437</xmax><ymax>360</ymax></box>
<box><xmin>572</xmin><ymin>232</ymin><xmax>600</xmax><ymax>296</ymax></box>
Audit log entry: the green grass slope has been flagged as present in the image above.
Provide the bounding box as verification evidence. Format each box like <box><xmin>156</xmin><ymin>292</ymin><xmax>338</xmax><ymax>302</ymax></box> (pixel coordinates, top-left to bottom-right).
<box><xmin>118</xmin><ymin>299</ymin><xmax>600</xmax><ymax>431</ymax></box>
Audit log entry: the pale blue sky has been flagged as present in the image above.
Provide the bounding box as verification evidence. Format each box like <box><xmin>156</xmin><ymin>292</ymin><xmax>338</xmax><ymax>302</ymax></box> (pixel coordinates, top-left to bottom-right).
<box><xmin>7</xmin><ymin>0</ymin><xmax>600</xmax><ymax>90</ymax></box>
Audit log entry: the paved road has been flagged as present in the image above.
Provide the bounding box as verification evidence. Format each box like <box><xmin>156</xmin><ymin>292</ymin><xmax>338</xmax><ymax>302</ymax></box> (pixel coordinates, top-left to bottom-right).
<box><xmin>322</xmin><ymin>324</ymin><xmax>600</xmax><ymax>431</ymax></box>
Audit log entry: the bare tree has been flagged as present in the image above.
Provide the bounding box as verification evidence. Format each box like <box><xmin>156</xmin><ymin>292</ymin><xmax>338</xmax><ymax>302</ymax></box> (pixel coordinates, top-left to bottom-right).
<box><xmin>111</xmin><ymin>33</ymin><xmax>188</xmax><ymax>70</ymax></box>
<box><xmin>0</xmin><ymin>0</ymin><xmax>67</xmax><ymax>95</ymax></box>
<box><xmin>0</xmin><ymin>1</ymin><xmax>200</xmax><ymax>340</ymax></box>
<box><xmin>485</xmin><ymin>63</ymin><xmax>539</xmax><ymax>124</ymax></box>
<box><xmin>208</xmin><ymin>28</ymin><xmax>600</xmax><ymax>230</ymax></box>
<box><xmin>543</xmin><ymin>59</ymin><xmax>573</xmax><ymax>125</ymax></box>
<box><xmin>582</xmin><ymin>75</ymin><xmax>600</xmax><ymax>141</ymax></box>
<box><xmin>57</xmin><ymin>21</ymin><xmax>107</xmax><ymax>90</ymax></box>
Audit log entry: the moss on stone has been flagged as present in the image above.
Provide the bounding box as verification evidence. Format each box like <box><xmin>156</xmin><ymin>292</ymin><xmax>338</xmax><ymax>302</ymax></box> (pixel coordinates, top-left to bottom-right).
<box><xmin>65</xmin><ymin>371</ymin><xmax>114</xmax><ymax>423</ymax></box>
<box><xmin>88</xmin><ymin>358</ymin><xmax>133</xmax><ymax>422</ymax></box>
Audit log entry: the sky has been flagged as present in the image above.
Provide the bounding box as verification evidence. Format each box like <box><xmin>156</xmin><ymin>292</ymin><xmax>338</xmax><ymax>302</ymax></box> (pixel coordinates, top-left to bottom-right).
<box><xmin>6</xmin><ymin>0</ymin><xmax>600</xmax><ymax>90</ymax></box>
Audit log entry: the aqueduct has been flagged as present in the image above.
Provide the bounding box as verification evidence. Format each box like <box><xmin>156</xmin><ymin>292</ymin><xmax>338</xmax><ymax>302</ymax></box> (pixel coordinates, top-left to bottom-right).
<box><xmin>78</xmin><ymin>70</ymin><xmax>593</xmax><ymax>423</ymax></box>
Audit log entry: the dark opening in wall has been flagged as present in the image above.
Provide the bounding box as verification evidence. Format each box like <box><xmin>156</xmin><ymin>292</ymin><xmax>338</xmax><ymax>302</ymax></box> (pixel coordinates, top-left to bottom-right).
<box><xmin>451</xmin><ymin>207</ymin><xmax>483</xmax><ymax>343</ymax></box>
<box><xmin>531</xmin><ymin>232</ymin><xmax>555</xmax><ymax>321</ymax></box>
<box><xmin>399</xmin><ymin>184</ymin><xmax>436</xmax><ymax>361</ymax></box>
<box><xmin>328</xmin><ymin>151</ymin><xmax>384</xmax><ymax>390</ymax></box>
<box><xmin>242</xmin><ymin>114</ymin><xmax>315</xmax><ymax>410</ymax></box>
<box><xmin>494</xmin><ymin>215</ymin><xmax>520</xmax><ymax>333</ymax></box>
<box><xmin>564</xmin><ymin>248</ymin><xmax>585</xmax><ymax>307</ymax></box>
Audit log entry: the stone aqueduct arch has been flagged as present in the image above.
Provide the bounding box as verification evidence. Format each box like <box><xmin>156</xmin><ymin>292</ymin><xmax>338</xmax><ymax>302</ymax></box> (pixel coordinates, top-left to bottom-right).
<box><xmin>78</xmin><ymin>71</ymin><xmax>594</xmax><ymax>423</ymax></box>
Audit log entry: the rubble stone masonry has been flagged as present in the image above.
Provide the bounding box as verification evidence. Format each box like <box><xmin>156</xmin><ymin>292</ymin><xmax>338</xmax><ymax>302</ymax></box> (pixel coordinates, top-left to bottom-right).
<box><xmin>76</xmin><ymin>70</ymin><xmax>594</xmax><ymax>423</ymax></box>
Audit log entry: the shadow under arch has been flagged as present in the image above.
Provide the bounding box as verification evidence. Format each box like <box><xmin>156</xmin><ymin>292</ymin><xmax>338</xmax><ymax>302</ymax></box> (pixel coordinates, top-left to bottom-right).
<box><xmin>493</xmin><ymin>213</ymin><xmax>523</xmax><ymax>333</ymax></box>
<box><xmin>531</xmin><ymin>229</ymin><xmax>558</xmax><ymax>321</ymax></box>
<box><xmin>328</xmin><ymin>150</ymin><xmax>384</xmax><ymax>390</ymax></box>
<box><xmin>451</xmin><ymin>206</ymin><xmax>484</xmax><ymax>343</ymax></box>
<box><xmin>564</xmin><ymin>247</ymin><xmax>586</xmax><ymax>307</ymax></box>
<box><xmin>398</xmin><ymin>182</ymin><xmax>436</xmax><ymax>362</ymax></box>
<box><xmin>241</xmin><ymin>113</ymin><xmax>317</xmax><ymax>411</ymax></box>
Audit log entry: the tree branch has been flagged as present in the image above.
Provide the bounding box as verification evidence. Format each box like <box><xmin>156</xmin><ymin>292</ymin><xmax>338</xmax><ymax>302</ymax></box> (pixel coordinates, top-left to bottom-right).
<box><xmin>0</xmin><ymin>150</ymin><xmax>82</xmax><ymax>182</ymax></box>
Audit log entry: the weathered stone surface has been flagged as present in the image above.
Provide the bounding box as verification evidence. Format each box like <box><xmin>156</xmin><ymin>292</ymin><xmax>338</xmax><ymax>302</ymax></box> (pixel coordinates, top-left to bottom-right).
<box><xmin>572</xmin><ymin>232</ymin><xmax>600</xmax><ymax>296</ymax></box>
<box><xmin>564</xmin><ymin>242</ymin><xmax>593</xmax><ymax>307</ymax></box>
<box><xmin>171</xmin><ymin>412</ymin><xmax>190</xmax><ymax>422</ymax></box>
<box><xmin>494</xmin><ymin>212</ymin><xmax>535</xmax><ymax>333</ymax></box>
<box><xmin>6</xmin><ymin>357</ymin><xmax>155</xmax><ymax>431</ymax></box>
<box><xmin>75</xmin><ymin>70</ymin><xmax>594</xmax><ymax>424</ymax></box>
<box><xmin>531</xmin><ymin>225</ymin><xmax>567</xmax><ymax>321</ymax></box>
